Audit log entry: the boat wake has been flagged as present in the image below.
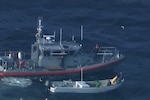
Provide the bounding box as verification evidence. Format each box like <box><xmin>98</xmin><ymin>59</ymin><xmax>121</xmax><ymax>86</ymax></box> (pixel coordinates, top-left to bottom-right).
<box><xmin>1</xmin><ymin>77</ymin><xmax>32</xmax><ymax>87</ymax></box>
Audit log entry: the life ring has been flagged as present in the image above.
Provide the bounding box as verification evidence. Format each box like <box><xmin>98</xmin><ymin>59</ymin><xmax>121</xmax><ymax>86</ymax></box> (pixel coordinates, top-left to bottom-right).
<box><xmin>16</xmin><ymin>61</ymin><xmax>28</xmax><ymax>68</ymax></box>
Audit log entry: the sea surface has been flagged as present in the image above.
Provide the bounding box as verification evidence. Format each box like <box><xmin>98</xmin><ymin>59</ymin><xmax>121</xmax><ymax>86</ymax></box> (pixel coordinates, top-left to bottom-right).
<box><xmin>0</xmin><ymin>0</ymin><xmax>150</xmax><ymax>100</ymax></box>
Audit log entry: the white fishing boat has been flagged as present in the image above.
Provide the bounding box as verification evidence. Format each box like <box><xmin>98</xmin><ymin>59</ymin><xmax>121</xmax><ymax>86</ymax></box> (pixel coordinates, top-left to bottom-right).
<box><xmin>49</xmin><ymin>69</ymin><xmax>124</xmax><ymax>93</ymax></box>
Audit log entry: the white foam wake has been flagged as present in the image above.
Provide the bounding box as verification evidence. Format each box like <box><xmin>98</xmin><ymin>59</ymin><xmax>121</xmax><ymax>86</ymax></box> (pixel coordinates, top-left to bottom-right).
<box><xmin>1</xmin><ymin>77</ymin><xmax>32</xmax><ymax>87</ymax></box>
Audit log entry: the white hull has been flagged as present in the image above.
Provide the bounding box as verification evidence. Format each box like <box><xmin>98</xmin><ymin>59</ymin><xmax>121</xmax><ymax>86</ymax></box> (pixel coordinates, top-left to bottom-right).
<box><xmin>50</xmin><ymin>76</ymin><xmax>124</xmax><ymax>93</ymax></box>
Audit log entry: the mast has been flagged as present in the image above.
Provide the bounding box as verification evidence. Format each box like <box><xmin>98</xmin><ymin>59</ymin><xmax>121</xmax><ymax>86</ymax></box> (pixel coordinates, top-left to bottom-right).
<box><xmin>36</xmin><ymin>17</ymin><xmax>43</xmax><ymax>41</ymax></box>
<box><xmin>80</xmin><ymin>25</ymin><xmax>83</xmax><ymax>41</ymax></box>
<box><xmin>60</xmin><ymin>28</ymin><xmax>62</xmax><ymax>45</ymax></box>
<box><xmin>81</xmin><ymin>67</ymin><xmax>83</xmax><ymax>81</ymax></box>
<box><xmin>72</xmin><ymin>35</ymin><xmax>75</xmax><ymax>42</ymax></box>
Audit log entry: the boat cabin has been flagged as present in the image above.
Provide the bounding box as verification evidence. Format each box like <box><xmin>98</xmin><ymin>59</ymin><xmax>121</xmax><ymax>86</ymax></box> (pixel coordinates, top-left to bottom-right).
<box><xmin>30</xmin><ymin>19</ymin><xmax>82</xmax><ymax>68</ymax></box>
<box><xmin>75</xmin><ymin>81</ymin><xmax>90</xmax><ymax>88</ymax></box>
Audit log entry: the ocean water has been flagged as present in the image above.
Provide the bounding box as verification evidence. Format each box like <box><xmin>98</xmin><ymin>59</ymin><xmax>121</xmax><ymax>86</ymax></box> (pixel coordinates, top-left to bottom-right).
<box><xmin>0</xmin><ymin>0</ymin><xmax>150</xmax><ymax>100</ymax></box>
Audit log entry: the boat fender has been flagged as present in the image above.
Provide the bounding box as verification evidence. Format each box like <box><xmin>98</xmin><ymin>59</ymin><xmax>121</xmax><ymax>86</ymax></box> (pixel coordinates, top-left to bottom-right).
<box><xmin>110</xmin><ymin>76</ymin><xmax>118</xmax><ymax>85</ymax></box>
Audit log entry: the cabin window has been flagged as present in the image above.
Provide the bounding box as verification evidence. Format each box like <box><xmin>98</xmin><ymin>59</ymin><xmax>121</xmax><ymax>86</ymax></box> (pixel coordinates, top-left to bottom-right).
<box><xmin>44</xmin><ymin>51</ymin><xmax>67</xmax><ymax>57</ymax></box>
<box><xmin>44</xmin><ymin>51</ymin><xmax>50</xmax><ymax>56</ymax></box>
<box><xmin>68</xmin><ymin>50</ymin><xmax>76</xmax><ymax>55</ymax></box>
<box><xmin>33</xmin><ymin>46</ymin><xmax>37</xmax><ymax>52</ymax></box>
<box><xmin>51</xmin><ymin>51</ymin><xmax>64</xmax><ymax>56</ymax></box>
<box><xmin>53</xmin><ymin>51</ymin><xmax>62</xmax><ymax>53</ymax></box>
<box><xmin>63</xmin><ymin>45</ymin><xmax>69</xmax><ymax>49</ymax></box>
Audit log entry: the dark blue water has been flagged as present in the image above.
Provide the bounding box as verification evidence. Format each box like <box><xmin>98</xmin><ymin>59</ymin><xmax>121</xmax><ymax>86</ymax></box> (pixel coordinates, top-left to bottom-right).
<box><xmin>0</xmin><ymin>0</ymin><xmax>150</xmax><ymax>100</ymax></box>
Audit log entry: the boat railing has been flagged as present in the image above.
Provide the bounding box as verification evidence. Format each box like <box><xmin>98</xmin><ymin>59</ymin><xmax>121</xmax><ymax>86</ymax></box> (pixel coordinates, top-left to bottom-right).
<box><xmin>99</xmin><ymin>47</ymin><xmax>118</xmax><ymax>52</ymax></box>
<box><xmin>97</xmin><ymin>47</ymin><xmax>119</xmax><ymax>56</ymax></box>
<box><xmin>0</xmin><ymin>51</ymin><xmax>33</xmax><ymax>69</ymax></box>
<box><xmin>96</xmin><ymin>47</ymin><xmax>121</xmax><ymax>63</ymax></box>
<box><xmin>0</xmin><ymin>51</ymin><xmax>31</xmax><ymax>60</ymax></box>
<box><xmin>4</xmin><ymin>61</ymin><xmax>36</xmax><ymax>72</ymax></box>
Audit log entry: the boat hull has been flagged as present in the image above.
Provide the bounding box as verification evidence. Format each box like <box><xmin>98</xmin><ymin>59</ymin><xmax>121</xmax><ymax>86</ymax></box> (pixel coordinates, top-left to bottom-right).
<box><xmin>0</xmin><ymin>56</ymin><xmax>124</xmax><ymax>77</ymax></box>
<box><xmin>50</xmin><ymin>83</ymin><xmax>122</xmax><ymax>93</ymax></box>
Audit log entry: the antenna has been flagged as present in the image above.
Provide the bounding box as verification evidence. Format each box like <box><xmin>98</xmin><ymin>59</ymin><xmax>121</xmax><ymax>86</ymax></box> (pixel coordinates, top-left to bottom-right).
<box><xmin>60</xmin><ymin>28</ymin><xmax>62</xmax><ymax>45</ymax></box>
<box><xmin>36</xmin><ymin>17</ymin><xmax>43</xmax><ymax>38</ymax></box>
<box><xmin>80</xmin><ymin>25</ymin><xmax>83</xmax><ymax>41</ymax></box>
<box><xmin>81</xmin><ymin>67</ymin><xmax>83</xmax><ymax>81</ymax></box>
<box><xmin>72</xmin><ymin>35</ymin><xmax>75</xmax><ymax>42</ymax></box>
<box><xmin>53</xmin><ymin>31</ymin><xmax>56</xmax><ymax>41</ymax></box>
<box><xmin>54</xmin><ymin>31</ymin><xmax>56</xmax><ymax>37</ymax></box>
<box><xmin>38</xmin><ymin>17</ymin><xmax>42</xmax><ymax>26</ymax></box>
